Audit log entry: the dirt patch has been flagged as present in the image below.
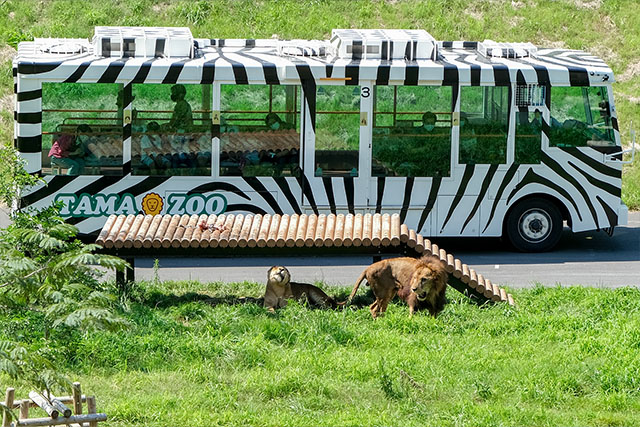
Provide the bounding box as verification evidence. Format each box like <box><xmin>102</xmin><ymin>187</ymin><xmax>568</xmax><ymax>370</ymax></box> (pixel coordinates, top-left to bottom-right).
<box><xmin>618</xmin><ymin>61</ymin><xmax>640</xmax><ymax>83</ymax></box>
<box><xmin>0</xmin><ymin>45</ymin><xmax>17</xmax><ymax>64</ymax></box>
<box><xmin>536</xmin><ymin>38</ymin><xmax>568</xmax><ymax>49</ymax></box>
<box><xmin>572</xmin><ymin>0</ymin><xmax>602</xmax><ymax>9</ymax></box>
<box><xmin>0</xmin><ymin>94</ymin><xmax>12</xmax><ymax>114</ymax></box>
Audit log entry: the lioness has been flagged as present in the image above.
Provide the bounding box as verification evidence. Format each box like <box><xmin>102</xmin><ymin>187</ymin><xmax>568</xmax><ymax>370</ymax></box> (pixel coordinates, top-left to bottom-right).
<box><xmin>349</xmin><ymin>255</ymin><xmax>448</xmax><ymax>318</ymax></box>
<box><xmin>264</xmin><ymin>266</ymin><xmax>339</xmax><ymax>312</ymax></box>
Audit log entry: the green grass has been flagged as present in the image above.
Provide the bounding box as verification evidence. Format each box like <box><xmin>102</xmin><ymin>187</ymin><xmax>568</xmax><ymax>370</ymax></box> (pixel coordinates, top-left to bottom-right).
<box><xmin>2</xmin><ymin>280</ymin><xmax>640</xmax><ymax>426</ymax></box>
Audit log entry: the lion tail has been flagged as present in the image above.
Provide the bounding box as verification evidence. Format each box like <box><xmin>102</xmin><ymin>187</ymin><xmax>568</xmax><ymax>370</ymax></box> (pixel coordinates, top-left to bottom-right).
<box><xmin>346</xmin><ymin>269</ymin><xmax>368</xmax><ymax>304</ymax></box>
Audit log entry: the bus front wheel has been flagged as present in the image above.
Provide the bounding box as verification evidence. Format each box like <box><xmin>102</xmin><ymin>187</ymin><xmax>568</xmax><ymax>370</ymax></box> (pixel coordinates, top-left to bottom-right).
<box><xmin>505</xmin><ymin>198</ymin><xmax>563</xmax><ymax>252</ymax></box>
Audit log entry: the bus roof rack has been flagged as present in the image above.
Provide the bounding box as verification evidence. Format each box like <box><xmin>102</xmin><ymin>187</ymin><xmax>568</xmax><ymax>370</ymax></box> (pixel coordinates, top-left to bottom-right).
<box><xmin>478</xmin><ymin>40</ymin><xmax>537</xmax><ymax>59</ymax></box>
<box><xmin>92</xmin><ymin>26</ymin><xmax>194</xmax><ymax>58</ymax></box>
<box><xmin>330</xmin><ymin>29</ymin><xmax>437</xmax><ymax>60</ymax></box>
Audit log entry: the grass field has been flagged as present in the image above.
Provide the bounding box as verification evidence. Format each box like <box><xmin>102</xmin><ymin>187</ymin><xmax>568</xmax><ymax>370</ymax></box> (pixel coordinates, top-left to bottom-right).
<box><xmin>0</xmin><ymin>0</ymin><xmax>639</xmax><ymax>207</ymax></box>
<box><xmin>2</xmin><ymin>280</ymin><xmax>640</xmax><ymax>426</ymax></box>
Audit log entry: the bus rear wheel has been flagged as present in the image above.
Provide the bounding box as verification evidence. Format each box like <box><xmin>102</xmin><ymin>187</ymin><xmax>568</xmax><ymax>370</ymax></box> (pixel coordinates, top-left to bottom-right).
<box><xmin>506</xmin><ymin>198</ymin><xmax>563</xmax><ymax>252</ymax></box>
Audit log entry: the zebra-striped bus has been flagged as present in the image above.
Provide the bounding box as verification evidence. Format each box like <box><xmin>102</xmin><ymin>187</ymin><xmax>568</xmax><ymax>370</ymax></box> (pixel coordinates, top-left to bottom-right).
<box><xmin>13</xmin><ymin>26</ymin><xmax>632</xmax><ymax>251</ymax></box>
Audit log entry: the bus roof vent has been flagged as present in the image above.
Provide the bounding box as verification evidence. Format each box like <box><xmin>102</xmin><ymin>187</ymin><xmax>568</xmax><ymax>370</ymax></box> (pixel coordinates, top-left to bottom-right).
<box><xmin>34</xmin><ymin>38</ymin><xmax>89</xmax><ymax>56</ymax></box>
<box><xmin>278</xmin><ymin>40</ymin><xmax>331</xmax><ymax>57</ymax></box>
<box><xmin>93</xmin><ymin>26</ymin><xmax>194</xmax><ymax>58</ymax></box>
<box><xmin>330</xmin><ymin>29</ymin><xmax>437</xmax><ymax>60</ymax></box>
<box><xmin>478</xmin><ymin>40</ymin><xmax>537</xmax><ymax>59</ymax></box>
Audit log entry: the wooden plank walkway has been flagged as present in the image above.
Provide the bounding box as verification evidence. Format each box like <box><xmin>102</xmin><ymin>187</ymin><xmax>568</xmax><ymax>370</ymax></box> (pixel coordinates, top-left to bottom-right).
<box><xmin>96</xmin><ymin>213</ymin><xmax>514</xmax><ymax>306</ymax></box>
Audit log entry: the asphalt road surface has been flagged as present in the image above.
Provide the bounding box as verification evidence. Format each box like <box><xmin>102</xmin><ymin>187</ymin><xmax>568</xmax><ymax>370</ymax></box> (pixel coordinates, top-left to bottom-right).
<box><xmin>135</xmin><ymin>212</ymin><xmax>640</xmax><ymax>288</ymax></box>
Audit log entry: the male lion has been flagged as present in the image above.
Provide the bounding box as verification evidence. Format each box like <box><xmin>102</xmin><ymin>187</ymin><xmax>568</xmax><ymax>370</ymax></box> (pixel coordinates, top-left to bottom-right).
<box><xmin>264</xmin><ymin>266</ymin><xmax>339</xmax><ymax>312</ymax></box>
<box><xmin>348</xmin><ymin>255</ymin><xmax>448</xmax><ymax>318</ymax></box>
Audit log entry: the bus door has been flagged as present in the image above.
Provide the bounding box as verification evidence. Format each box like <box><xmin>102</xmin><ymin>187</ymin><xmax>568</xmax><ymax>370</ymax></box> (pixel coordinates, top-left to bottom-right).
<box><xmin>301</xmin><ymin>82</ymin><xmax>369</xmax><ymax>214</ymax></box>
<box><xmin>368</xmin><ymin>85</ymin><xmax>454</xmax><ymax>235</ymax></box>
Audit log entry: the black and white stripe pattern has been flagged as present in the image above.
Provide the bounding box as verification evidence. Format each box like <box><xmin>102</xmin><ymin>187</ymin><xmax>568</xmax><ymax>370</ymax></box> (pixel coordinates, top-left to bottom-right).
<box><xmin>14</xmin><ymin>31</ymin><xmax>624</xmax><ymax>236</ymax></box>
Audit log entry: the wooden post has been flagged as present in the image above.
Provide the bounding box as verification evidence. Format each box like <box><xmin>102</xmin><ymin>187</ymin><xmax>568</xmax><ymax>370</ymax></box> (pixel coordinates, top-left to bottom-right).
<box><xmin>19</xmin><ymin>400</ymin><xmax>29</xmax><ymax>420</ymax></box>
<box><xmin>125</xmin><ymin>257</ymin><xmax>135</xmax><ymax>284</ymax></box>
<box><xmin>87</xmin><ymin>396</ymin><xmax>97</xmax><ymax>427</ymax></box>
<box><xmin>3</xmin><ymin>388</ymin><xmax>14</xmax><ymax>427</ymax></box>
<box><xmin>72</xmin><ymin>383</ymin><xmax>82</xmax><ymax>416</ymax></box>
<box><xmin>49</xmin><ymin>398</ymin><xmax>72</xmax><ymax>418</ymax></box>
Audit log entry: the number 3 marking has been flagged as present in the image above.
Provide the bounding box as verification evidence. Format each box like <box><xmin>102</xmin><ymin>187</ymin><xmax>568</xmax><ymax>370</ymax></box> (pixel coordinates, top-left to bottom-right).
<box><xmin>361</xmin><ymin>87</ymin><xmax>370</xmax><ymax>98</ymax></box>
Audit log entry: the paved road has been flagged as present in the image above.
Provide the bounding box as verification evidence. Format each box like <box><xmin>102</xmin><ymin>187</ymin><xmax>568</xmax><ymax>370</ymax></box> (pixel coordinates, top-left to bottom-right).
<box><xmin>134</xmin><ymin>212</ymin><xmax>640</xmax><ymax>288</ymax></box>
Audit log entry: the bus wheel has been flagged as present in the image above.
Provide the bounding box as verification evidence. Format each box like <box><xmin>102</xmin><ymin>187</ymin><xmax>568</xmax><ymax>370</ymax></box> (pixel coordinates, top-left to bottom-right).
<box><xmin>506</xmin><ymin>198</ymin><xmax>563</xmax><ymax>252</ymax></box>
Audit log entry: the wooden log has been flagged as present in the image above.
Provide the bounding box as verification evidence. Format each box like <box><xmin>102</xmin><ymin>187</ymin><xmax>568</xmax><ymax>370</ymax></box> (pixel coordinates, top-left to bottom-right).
<box><xmin>114</xmin><ymin>215</ymin><xmax>136</xmax><ymax>249</ymax></box>
<box><xmin>153</xmin><ymin>215</ymin><xmax>173</xmax><ymax>249</ymax></box>
<box><xmin>407</xmin><ymin>229</ymin><xmax>417</xmax><ymax>248</ymax></box>
<box><xmin>295</xmin><ymin>214</ymin><xmax>308</xmax><ymax>248</ymax></box>
<box><xmin>381</xmin><ymin>213</ymin><xmax>391</xmax><ymax>246</ymax></box>
<box><xmin>333</xmin><ymin>214</ymin><xmax>345</xmax><ymax>246</ymax></box>
<box><xmin>187</xmin><ymin>214</ymin><xmax>207</xmax><ymax>248</ymax></box>
<box><xmin>170</xmin><ymin>215</ymin><xmax>190</xmax><ymax>248</ymax></box>
<box><xmin>257</xmin><ymin>214</ymin><xmax>271</xmax><ymax>248</ymax></box>
<box><xmin>285</xmin><ymin>214</ymin><xmax>298</xmax><ymax>247</ymax></box>
<box><xmin>104</xmin><ymin>215</ymin><xmax>126</xmax><ymax>249</ymax></box>
<box><xmin>29</xmin><ymin>392</ymin><xmax>58</xmax><ymax>419</ymax></box>
<box><xmin>491</xmin><ymin>283</ymin><xmax>502</xmax><ymax>302</ymax></box>
<box><xmin>143</xmin><ymin>215</ymin><xmax>164</xmax><ymax>249</ymax></box>
<box><xmin>123</xmin><ymin>215</ymin><xmax>144</xmax><ymax>248</ymax></box>
<box><xmin>19</xmin><ymin>400</ymin><xmax>29</xmax><ymax>420</ymax></box>
<box><xmin>420</xmin><ymin>239</ymin><xmax>431</xmax><ymax>256</ymax></box>
<box><xmin>247</xmin><ymin>215</ymin><xmax>262</xmax><ymax>248</ymax></box>
<box><xmin>415</xmin><ymin>234</ymin><xmax>425</xmax><ymax>253</ymax></box>
<box><xmin>304</xmin><ymin>215</ymin><xmax>317</xmax><ymax>247</ymax></box>
<box><xmin>314</xmin><ymin>214</ymin><xmax>327</xmax><ymax>247</ymax></box>
<box><xmin>49</xmin><ymin>398</ymin><xmax>72</xmax><ymax>418</ymax></box>
<box><xmin>218</xmin><ymin>214</ymin><xmax>235</xmax><ymax>248</ymax></box>
<box><xmin>276</xmin><ymin>215</ymin><xmax>289</xmax><ymax>248</ymax></box>
<box><xmin>161</xmin><ymin>215</ymin><xmax>181</xmax><ymax>248</ymax></box>
<box><xmin>352</xmin><ymin>214</ymin><xmax>363</xmax><ymax>246</ymax></box>
<box><xmin>508</xmin><ymin>294</ymin><xmax>515</xmax><ymax>306</ymax></box>
<box><xmin>446</xmin><ymin>254</ymin><xmax>455</xmax><ymax>274</ymax></box>
<box><xmin>461</xmin><ymin>264</ymin><xmax>470</xmax><ymax>283</ymax></box>
<box><xmin>371</xmin><ymin>213</ymin><xmax>382</xmax><ymax>246</ymax></box>
<box><xmin>96</xmin><ymin>215</ymin><xmax>117</xmax><ymax>246</ymax></box>
<box><xmin>484</xmin><ymin>279</ymin><xmax>494</xmax><ymax>299</ymax></box>
<box><xmin>431</xmin><ymin>244</ymin><xmax>439</xmax><ymax>259</ymax></box>
<box><xmin>15</xmin><ymin>413</ymin><xmax>107</xmax><ymax>427</ymax></box>
<box><xmin>390</xmin><ymin>214</ymin><xmax>401</xmax><ymax>246</ymax></box>
<box><xmin>476</xmin><ymin>273</ymin><xmax>486</xmax><ymax>293</ymax></box>
<box><xmin>209</xmin><ymin>214</ymin><xmax>227</xmax><ymax>248</ymax></box>
<box><xmin>323</xmin><ymin>214</ymin><xmax>335</xmax><ymax>247</ymax></box>
<box><xmin>228</xmin><ymin>214</ymin><xmax>245</xmax><ymax>248</ymax></box>
<box><xmin>72</xmin><ymin>383</ymin><xmax>82</xmax><ymax>415</ymax></box>
<box><xmin>362</xmin><ymin>213</ymin><xmax>373</xmax><ymax>246</ymax></box>
<box><xmin>266</xmin><ymin>214</ymin><xmax>281</xmax><ymax>248</ymax></box>
<box><xmin>87</xmin><ymin>396</ymin><xmax>97</xmax><ymax>427</ymax></box>
<box><xmin>453</xmin><ymin>259</ymin><xmax>463</xmax><ymax>278</ymax></box>
<box><xmin>400</xmin><ymin>223</ymin><xmax>409</xmax><ymax>243</ymax></box>
<box><xmin>342</xmin><ymin>214</ymin><xmax>353</xmax><ymax>247</ymax></box>
<box><xmin>179</xmin><ymin>215</ymin><xmax>200</xmax><ymax>248</ymax></box>
<box><xmin>133</xmin><ymin>215</ymin><xmax>152</xmax><ymax>249</ymax></box>
<box><xmin>238</xmin><ymin>215</ymin><xmax>253</xmax><ymax>248</ymax></box>
<box><xmin>3</xmin><ymin>387</ymin><xmax>14</xmax><ymax>427</ymax></box>
<box><xmin>469</xmin><ymin>269</ymin><xmax>478</xmax><ymax>288</ymax></box>
<box><xmin>197</xmin><ymin>214</ymin><xmax>217</xmax><ymax>249</ymax></box>
<box><xmin>500</xmin><ymin>287</ymin><xmax>507</xmax><ymax>302</ymax></box>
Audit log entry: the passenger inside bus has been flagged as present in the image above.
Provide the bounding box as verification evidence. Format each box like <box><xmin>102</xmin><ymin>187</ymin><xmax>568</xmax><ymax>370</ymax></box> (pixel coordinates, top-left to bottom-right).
<box><xmin>168</xmin><ymin>84</ymin><xmax>193</xmax><ymax>131</ymax></box>
<box><xmin>265</xmin><ymin>112</ymin><xmax>294</xmax><ymax>131</ymax></box>
<box><xmin>49</xmin><ymin>131</ymin><xmax>85</xmax><ymax>175</ymax></box>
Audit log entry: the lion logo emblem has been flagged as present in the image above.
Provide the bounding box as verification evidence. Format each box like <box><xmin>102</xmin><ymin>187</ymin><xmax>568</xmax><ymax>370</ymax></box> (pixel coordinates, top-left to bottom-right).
<box><xmin>141</xmin><ymin>193</ymin><xmax>163</xmax><ymax>215</ymax></box>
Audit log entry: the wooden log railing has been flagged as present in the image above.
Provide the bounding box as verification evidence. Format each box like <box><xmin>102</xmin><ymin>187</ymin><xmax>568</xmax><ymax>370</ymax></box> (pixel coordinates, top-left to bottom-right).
<box><xmin>97</xmin><ymin>213</ymin><xmax>514</xmax><ymax>306</ymax></box>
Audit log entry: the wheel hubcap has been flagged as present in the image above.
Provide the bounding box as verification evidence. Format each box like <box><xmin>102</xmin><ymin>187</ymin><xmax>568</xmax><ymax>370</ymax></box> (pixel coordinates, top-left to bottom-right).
<box><xmin>519</xmin><ymin>209</ymin><xmax>551</xmax><ymax>242</ymax></box>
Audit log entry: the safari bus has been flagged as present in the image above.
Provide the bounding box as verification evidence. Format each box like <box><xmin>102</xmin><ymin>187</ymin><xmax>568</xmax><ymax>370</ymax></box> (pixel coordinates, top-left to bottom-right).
<box><xmin>13</xmin><ymin>27</ymin><xmax>632</xmax><ymax>251</ymax></box>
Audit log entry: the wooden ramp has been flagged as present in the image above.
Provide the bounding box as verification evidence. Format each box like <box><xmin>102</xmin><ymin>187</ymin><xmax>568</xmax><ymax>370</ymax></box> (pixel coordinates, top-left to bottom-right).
<box><xmin>96</xmin><ymin>213</ymin><xmax>514</xmax><ymax>306</ymax></box>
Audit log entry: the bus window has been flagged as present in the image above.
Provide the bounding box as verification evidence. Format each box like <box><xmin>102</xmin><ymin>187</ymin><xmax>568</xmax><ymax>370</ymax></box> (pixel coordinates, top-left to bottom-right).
<box><xmin>220</xmin><ymin>85</ymin><xmax>300</xmax><ymax>177</ymax></box>
<box><xmin>459</xmin><ymin>86</ymin><xmax>509</xmax><ymax>165</ymax></box>
<box><xmin>549</xmin><ymin>87</ymin><xmax>615</xmax><ymax>149</ymax></box>
<box><xmin>515</xmin><ymin>110</ymin><xmax>542</xmax><ymax>164</ymax></box>
<box><xmin>315</xmin><ymin>85</ymin><xmax>359</xmax><ymax>177</ymax></box>
<box><xmin>42</xmin><ymin>83</ymin><xmax>121</xmax><ymax>176</ymax></box>
<box><xmin>372</xmin><ymin>86</ymin><xmax>452</xmax><ymax>177</ymax></box>
<box><xmin>132</xmin><ymin>84</ymin><xmax>211</xmax><ymax>176</ymax></box>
